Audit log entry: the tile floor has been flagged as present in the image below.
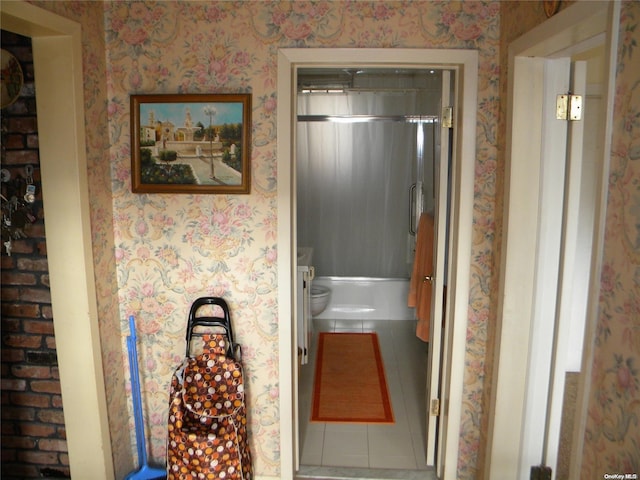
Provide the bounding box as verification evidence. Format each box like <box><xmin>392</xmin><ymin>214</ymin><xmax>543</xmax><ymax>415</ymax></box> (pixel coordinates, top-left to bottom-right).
<box><xmin>297</xmin><ymin>319</ymin><xmax>436</xmax><ymax>480</ymax></box>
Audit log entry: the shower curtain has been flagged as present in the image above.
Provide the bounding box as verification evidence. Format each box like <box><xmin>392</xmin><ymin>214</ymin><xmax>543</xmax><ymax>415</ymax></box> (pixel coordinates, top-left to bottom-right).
<box><xmin>297</xmin><ymin>90</ymin><xmax>424</xmax><ymax>278</ymax></box>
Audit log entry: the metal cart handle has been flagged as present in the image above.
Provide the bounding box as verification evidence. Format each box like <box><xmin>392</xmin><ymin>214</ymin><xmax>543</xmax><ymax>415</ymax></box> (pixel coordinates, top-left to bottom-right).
<box><xmin>185</xmin><ymin>297</ymin><xmax>236</xmax><ymax>358</ymax></box>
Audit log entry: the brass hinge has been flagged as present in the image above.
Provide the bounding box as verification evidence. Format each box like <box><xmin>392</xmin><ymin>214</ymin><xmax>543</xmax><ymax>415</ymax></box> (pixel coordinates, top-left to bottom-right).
<box><xmin>430</xmin><ymin>398</ymin><xmax>440</xmax><ymax>416</ymax></box>
<box><xmin>556</xmin><ymin>93</ymin><xmax>583</xmax><ymax>121</ymax></box>
<box><xmin>442</xmin><ymin>106</ymin><xmax>453</xmax><ymax>128</ymax></box>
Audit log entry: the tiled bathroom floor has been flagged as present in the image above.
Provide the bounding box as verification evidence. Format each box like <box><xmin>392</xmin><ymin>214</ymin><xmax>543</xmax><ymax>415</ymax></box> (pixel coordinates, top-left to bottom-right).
<box><xmin>297</xmin><ymin>319</ymin><xmax>436</xmax><ymax>480</ymax></box>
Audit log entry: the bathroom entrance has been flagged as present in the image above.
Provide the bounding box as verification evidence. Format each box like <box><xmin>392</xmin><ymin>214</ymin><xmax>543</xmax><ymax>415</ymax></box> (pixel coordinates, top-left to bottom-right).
<box><xmin>295</xmin><ymin>67</ymin><xmax>452</xmax><ymax>475</ymax></box>
<box><xmin>277</xmin><ymin>47</ymin><xmax>478</xmax><ymax>480</ymax></box>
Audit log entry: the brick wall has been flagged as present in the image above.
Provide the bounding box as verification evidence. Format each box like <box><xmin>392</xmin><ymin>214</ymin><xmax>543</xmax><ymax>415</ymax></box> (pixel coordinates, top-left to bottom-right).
<box><xmin>1</xmin><ymin>31</ymin><xmax>70</xmax><ymax>479</ymax></box>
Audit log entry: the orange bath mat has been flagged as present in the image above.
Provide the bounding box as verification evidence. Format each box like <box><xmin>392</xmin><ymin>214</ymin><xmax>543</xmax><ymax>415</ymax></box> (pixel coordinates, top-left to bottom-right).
<box><xmin>311</xmin><ymin>332</ymin><xmax>394</xmax><ymax>423</ymax></box>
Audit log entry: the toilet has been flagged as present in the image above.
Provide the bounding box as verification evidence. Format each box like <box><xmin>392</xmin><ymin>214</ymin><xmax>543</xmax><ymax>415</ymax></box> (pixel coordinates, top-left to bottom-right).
<box><xmin>310</xmin><ymin>285</ymin><xmax>331</xmax><ymax>317</ymax></box>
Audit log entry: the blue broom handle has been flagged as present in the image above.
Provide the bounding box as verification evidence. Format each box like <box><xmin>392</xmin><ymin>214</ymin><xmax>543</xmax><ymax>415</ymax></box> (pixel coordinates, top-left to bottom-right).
<box><xmin>128</xmin><ymin>315</ymin><xmax>148</xmax><ymax>467</ymax></box>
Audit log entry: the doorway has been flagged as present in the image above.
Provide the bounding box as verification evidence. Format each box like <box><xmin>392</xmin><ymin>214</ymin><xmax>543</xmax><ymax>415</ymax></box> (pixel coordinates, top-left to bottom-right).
<box><xmin>294</xmin><ymin>67</ymin><xmax>445</xmax><ymax>475</ymax></box>
<box><xmin>1</xmin><ymin>3</ymin><xmax>114</xmax><ymax>478</ymax></box>
<box><xmin>277</xmin><ymin>48</ymin><xmax>479</xmax><ymax>480</ymax></box>
<box><xmin>486</xmin><ymin>2</ymin><xmax>618</xmax><ymax>479</ymax></box>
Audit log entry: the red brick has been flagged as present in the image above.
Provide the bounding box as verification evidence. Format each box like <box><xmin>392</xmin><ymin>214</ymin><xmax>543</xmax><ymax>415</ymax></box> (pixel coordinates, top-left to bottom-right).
<box><xmin>41</xmin><ymin>305</ymin><xmax>53</xmax><ymax>319</ymax></box>
<box><xmin>16</xmin><ymin>258</ymin><xmax>50</xmax><ymax>272</ymax></box>
<box><xmin>7</xmin><ymin>117</ymin><xmax>37</xmax><ymax>134</ymax></box>
<box><xmin>19</xmin><ymin>423</ymin><xmax>56</xmax><ymax>437</ymax></box>
<box><xmin>0</xmin><ymin>317</ymin><xmax>21</xmax><ymax>332</ymax></box>
<box><xmin>4</xmin><ymin>134</ymin><xmax>25</xmax><ymax>149</ymax></box>
<box><xmin>4</xmin><ymin>303</ymin><xmax>40</xmax><ymax>317</ymax></box>
<box><xmin>45</xmin><ymin>336</ymin><xmax>56</xmax><ymax>349</ymax></box>
<box><xmin>38</xmin><ymin>438</ymin><xmax>67</xmax><ymax>452</ymax></box>
<box><xmin>30</xmin><ymin>380</ymin><xmax>60</xmax><ymax>395</ymax></box>
<box><xmin>11</xmin><ymin>364</ymin><xmax>50</xmax><ymax>379</ymax></box>
<box><xmin>37</xmin><ymin>241</ymin><xmax>47</xmax><ymax>255</ymax></box>
<box><xmin>0</xmin><ymin>47</ymin><xmax>67</xmax><ymax>476</ymax></box>
<box><xmin>37</xmin><ymin>409</ymin><xmax>65</xmax><ymax>424</ymax></box>
<box><xmin>4</xmin><ymin>150</ymin><xmax>39</xmax><ymax>165</ymax></box>
<box><xmin>18</xmin><ymin>288</ymin><xmax>51</xmax><ymax>303</ymax></box>
<box><xmin>23</xmin><ymin>320</ymin><xmax>54</xmax><ymax>335</ymax></box>
<box><xmin>2</xmin><ymin>420</ymin><xmax>17</xmax><ymax>435</ymax></box>
<box><xmin>18</xmin><ymin>450</ymin><xmax>59</xmax><ymax>465</ymax></box>
<box><xmin>2</xmin><ymin>435</ymin><xmax>37</xmax><ymax>449</ymax></box>
<box><xmin>10</xmin><ymin>393</ymin><xmax>50</xmax><ymax>408</ymax></box>
<box><xmin>1</xmin><ymin>406</ymin><xmax>35</xmax><ymax>421</ymax></box>
<box><xmin>1</xmin><ymin>255</ymin><xmax>15</xmax><ymax>269</ymax></box>
<box><xmin>0</xmin><ymin>272</ymin><xmax>37</xmax><ymax>285</ymax></box>
<box><xmin>51</xmin><ymin>395</ymin><xmax>63</xmax><ymax>409</ymax></box>
<box><xmin>1</xmin><ymin>378</ymin><xmax>26</xmax><ymax>391</ymax></box>
<box><xmin>26</xmin><ymin>134</ymin><xmax>39</xmax><ymax>148</ymax></box>
<box><xmin>1</xmin><ymin>348</ymin><xmax>25</xmax><ymax>362</ymax></box>
<box><xmin>5</xmin><ymin>240</ymin><xmax>34</xmax><ymax>254</ymax></box>
<box><xmin>0</xmin><ymin>286</ymin><xmax>20</xmax><ymax>301</ymax></box>
<box><xmin>3</xmin><ymin>334</ymin><xmax>43</xmax><ymax>349</ymax></box>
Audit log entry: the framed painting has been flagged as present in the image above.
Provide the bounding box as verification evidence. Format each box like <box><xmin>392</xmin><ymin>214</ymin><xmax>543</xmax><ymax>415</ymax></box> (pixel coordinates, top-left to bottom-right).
<box><xmin>130</xmin><ymin>93</ymin><xmax>251</xmax><ymax>194</ymax></box>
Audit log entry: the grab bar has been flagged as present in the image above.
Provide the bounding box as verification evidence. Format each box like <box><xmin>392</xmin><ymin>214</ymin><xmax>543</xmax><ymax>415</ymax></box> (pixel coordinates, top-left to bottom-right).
<box><xmin>409</xmin><ymin>183</ymin><xmax>417</xmax><ymax>235</ymax></box>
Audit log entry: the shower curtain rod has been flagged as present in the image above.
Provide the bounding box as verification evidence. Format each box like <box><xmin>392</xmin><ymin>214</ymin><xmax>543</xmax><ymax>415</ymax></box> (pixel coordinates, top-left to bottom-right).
<box><xmin>297</xmin><ymin>114</ymin><xmax>439</xmax><ymax>124</ymax></box>
<box><xmin>298</xmin><ymin>87</ymin><xmax>427</xmax><ymax>93</ymax></box>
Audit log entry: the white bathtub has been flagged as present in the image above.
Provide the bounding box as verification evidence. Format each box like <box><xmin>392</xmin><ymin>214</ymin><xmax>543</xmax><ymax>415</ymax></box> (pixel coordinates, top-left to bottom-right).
<box><xmin>312</xmin><ymin>276</ymin><xmax>415</xmax><ymax>321</ymax></box>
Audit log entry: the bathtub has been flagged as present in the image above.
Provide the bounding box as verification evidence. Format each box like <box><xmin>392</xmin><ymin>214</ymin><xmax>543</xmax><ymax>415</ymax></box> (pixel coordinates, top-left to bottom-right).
<box><xmin>312</xmin><ymin>276</ymin><xmax>415</xmax><ymax>321</ymax></box>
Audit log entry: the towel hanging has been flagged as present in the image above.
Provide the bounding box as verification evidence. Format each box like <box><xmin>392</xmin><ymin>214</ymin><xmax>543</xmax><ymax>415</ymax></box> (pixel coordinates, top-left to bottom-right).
<box><xmin>408</xmin><ymin>212</ymin><xmax>434</xmax><ymax>342</ymax></box>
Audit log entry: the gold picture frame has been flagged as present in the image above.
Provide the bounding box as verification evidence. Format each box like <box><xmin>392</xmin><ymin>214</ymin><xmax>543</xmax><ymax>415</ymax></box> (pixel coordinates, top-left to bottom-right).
<box><xmin>130</xmin><ymin>93</ymin><xmax>251</xmax><ymax>194</ymax></box>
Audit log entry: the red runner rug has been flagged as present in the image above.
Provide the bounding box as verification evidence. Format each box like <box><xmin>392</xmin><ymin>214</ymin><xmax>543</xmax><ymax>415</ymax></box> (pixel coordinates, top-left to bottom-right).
<box><xmin>311</xmin><ymin>332</ymin><xmax>394</xmax><ymax>423</ymax></box>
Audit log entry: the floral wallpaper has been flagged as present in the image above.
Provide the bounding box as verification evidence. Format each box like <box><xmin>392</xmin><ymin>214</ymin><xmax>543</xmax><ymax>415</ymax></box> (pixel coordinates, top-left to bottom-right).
<box><xmin>581</xmin><ymin>1</ymin><xmax>640</xmax><ymax>476</ymax></box>
<box><xmin>101</xmin><ymin>2</ymin><xmax>500</xmax><ymax>477</ymax></box>
<box><xmin>20</xmin><ymin>0</ymin><xmax>640</xmax><ymax>478</ymax></box>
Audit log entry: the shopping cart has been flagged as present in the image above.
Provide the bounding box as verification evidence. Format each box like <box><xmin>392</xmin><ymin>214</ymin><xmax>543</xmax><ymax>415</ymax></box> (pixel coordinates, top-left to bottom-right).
<box><xmin>166</xmin><ymin>297</ymin><xmax>252</xmax><ymax>479</ymax></box>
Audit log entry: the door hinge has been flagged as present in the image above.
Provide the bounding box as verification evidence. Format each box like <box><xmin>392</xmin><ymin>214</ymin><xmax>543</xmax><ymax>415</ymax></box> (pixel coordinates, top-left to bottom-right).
<box><xmin>530</xmin><ymin>464</ymin><xmax>552</xmax><ymax>480</ymax></box>
<box><xmin>556</xmin><ymin>93</ymin><xmax>583</xmax><ymax>121</ymax></box>
<box><xmin>442</xmin><ymin>106</ymin><xmax>453</xmax><ymax>128</ymax></box>
<box><xmin>430</xmin><ymin>398</ymin><xmax>440</xmax><ymax>416</ymax></box>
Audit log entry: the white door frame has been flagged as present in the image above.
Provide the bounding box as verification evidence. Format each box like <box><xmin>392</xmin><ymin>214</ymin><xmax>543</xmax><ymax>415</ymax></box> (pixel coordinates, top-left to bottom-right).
<box><xmin>427</xmin><ymin>69</ymin><xmax>451</xmax><ymax>473</ymax></box>
<box><xmin>485</xmin><ymin>2</ymin><xmax>619</xmax><ymax>479</ymax></box>
<box><xmin>277</xmin><ymin>48</ymin><xmax>477</xmax><ymax>480</ymax></box>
